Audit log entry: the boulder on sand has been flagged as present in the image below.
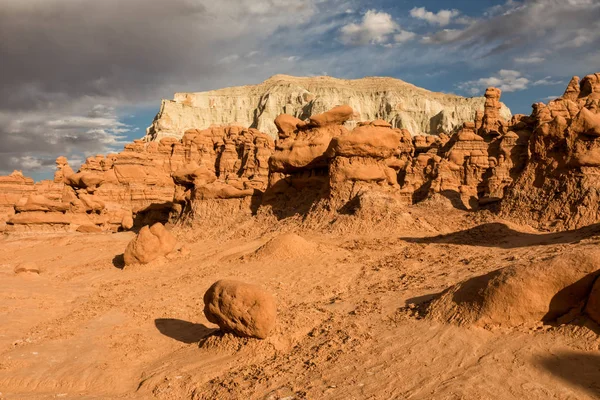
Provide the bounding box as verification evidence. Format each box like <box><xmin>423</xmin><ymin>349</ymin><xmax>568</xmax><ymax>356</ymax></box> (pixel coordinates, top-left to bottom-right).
<box><xmin>123</xmin><ymin>223</ymin><xmax>177</xmax><ymax>265</ymax></box>
<box><xmin>203</xmin><ymin>279</ymin><xmax>277</xmax><ymax>339</ymax></box>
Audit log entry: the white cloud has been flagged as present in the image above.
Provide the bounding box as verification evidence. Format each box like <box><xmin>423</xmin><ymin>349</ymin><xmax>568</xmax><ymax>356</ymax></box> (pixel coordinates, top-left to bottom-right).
<box><xmin>514</xmin><ymin>56</ymin><xmax>545</xmax><ymax>64</ymax></box>
<box><xmin>422</xmin><ymin>29</ymin><xmax>462</xmax><ymax>44</ymax></box>
<box><xmin>218</xmin><ymin>54</ymin><xmax>240</xmax><ymax>64</ymax></box>
<box><xmin>0</xmin><ymin>101</ymin><xmax>131</xmax><ymax>174</ymax></box>
<box><xmin>458</xmin><ymin>70</ymin><xmax>530</xmax><ymax>95</ymax></box>
<box><xmin>532</xmin><ymin>76</ymin><xmax>564</xmax><ymax>86</ymax></box>
<box><xmin>410</xmin><ymin>7</ymin><xmax>461</xmax><ymax>26</ymax></box>
<box><xmin>340</xmin><ymin>10</ymin><xmax>415</xmax><ymax>46</ymax></box>
<box><xmin>394</xmin><ymin>30</ymin><xmax>417</xmax><ymax>43</ymax></box>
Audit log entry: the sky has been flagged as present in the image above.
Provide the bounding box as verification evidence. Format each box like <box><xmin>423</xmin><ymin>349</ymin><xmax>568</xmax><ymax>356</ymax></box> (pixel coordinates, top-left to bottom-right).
<box><xmin>1</xmin><ymin>0</ymin><xmax>599</xmax><ymax>181</ymax></box>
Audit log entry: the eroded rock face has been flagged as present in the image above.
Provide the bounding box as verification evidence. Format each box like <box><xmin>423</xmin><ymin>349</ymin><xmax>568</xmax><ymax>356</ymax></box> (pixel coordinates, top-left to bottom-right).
<box><xmin>3</xmin><ymin>71</ymin><xmax>600</xmax><ymax>233</ymax></box>
<box><xmin>203</xmin><ymin>279</ymin><xmax>277</xmax><ymax>339</ymax></box>
<box><xmin>499</xmin><ymin>73</ymin><xmax>600</xmax><ymax>230</ymax></box>
<box><xmin>0</xmin><ymin>171</ymin><xmax>36</xmax><ymax>227</ymax></box>
<box><xmin>123</xmin><ymin>223</ymin><xmax>177</xmax><ymax>265</ymax></box>
<box><xmin>2</xmin><ymin>125</ymin><xmax>274</xmax><ymax>232</ymax></box>
<box><xmin>144</xmin><ymin>74</ymin><xmax>511</xmax><ymax>141</ymax></box>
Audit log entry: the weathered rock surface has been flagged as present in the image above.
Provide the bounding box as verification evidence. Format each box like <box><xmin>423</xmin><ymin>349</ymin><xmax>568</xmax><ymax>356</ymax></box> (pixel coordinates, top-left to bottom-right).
<box><xmin>203</xmin><ymin>279</ymin><xmax>277</xmax><ymax>339</ymax></box>
<box><xmin>123</xmin><ymin>223</ymin><xmax>177</xmax><ymax>265</ymax></box>
<box><xmin>499</xmin><ymin>73</ymin><xmax>600</xmax><ymax>230</ymax></box>
<box><xmin>145</xmin><ymin>75</ymin><xmax>511</xmax><ymax>141</ymax></box>
<box><xmin>427</xmin><ymin>251</ymin><xmax>600</xmax><ymax>327</ymax></box>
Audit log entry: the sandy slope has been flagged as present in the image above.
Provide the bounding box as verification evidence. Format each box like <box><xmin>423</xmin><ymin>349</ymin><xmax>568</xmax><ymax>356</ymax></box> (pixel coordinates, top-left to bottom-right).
<box><xmin>1</xmin><ymin>206</ymin><xmax>600</xmax><ymax>399</ymax></box>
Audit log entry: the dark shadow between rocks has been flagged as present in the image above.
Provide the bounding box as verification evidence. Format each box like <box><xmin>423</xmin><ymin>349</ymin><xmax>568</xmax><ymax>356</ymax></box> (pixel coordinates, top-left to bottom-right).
<box><xmin>133</xmin><ymin>202</ymin><xmax>175</xmax><ymax>231</ymax></box>
<box><xmin>537</xmin><ymin>352</ymin><xmax>600</xmax><ymax>398</ymax></box>
<box><xmin>261</xmin><ymin>173</ymin><xmax>329</xmax><ymax>220</ymax></box>
<box><xmin>543</xmin><ymin>273</ymin><xmax>600</xmax><ymax>324</ymax></box>
<box><xmin>154</xmin><ymin>318</ymin><xmax>217</xmax><ymax>344</ymax></box>
<box><xmin>112</xmin><ymin>254</ymin><xmax>125</xmax><ymax>269</ymax></box>
<box><xmin>439</xmin><ymin>190</ymin><xmax>471</xmax><ymax>211</ymax></box>
<box><xmin>401</xmin><ymin>222</ymin><xmax>600</xmax><ymax>249</ymax></box>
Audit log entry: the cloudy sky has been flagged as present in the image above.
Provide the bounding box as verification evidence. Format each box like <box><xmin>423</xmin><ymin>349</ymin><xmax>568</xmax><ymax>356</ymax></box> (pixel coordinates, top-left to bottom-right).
<box><xmin>2</xmin><ymin>0</ymin><xmax>599</xmax><ymax>180</ymax></box>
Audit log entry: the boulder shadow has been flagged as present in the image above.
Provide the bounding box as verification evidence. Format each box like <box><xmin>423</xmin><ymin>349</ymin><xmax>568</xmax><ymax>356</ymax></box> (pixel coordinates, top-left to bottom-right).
<box><xmin>155</xmin><ymin>318</ymin><xmax>217</xmax><ymax>344</ymax></box>
<box><xmin>401</xmin><ymin>222</ymin><xmax>600</xmax><ymax>249</ymax></box>
<box><xmin>112</xmin><ymin>254</ymin><xmax>125</xmax><ymax>269</ymax></box>
<box><xmin>537</xmin><ymin>352</ymin><xmax>600</xmax><ymax>398</ymax></box>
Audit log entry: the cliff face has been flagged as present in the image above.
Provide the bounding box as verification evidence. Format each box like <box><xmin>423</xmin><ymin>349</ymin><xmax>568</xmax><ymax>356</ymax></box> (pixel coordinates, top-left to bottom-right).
<box><xmin>145</xmin><ymin>75</ymin><xmax>512</xmax><ymax>141</ymax></box>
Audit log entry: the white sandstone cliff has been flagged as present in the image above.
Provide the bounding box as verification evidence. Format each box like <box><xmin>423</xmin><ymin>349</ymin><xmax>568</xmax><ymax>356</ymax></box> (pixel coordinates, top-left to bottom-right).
<box><xmin>145</xmin><ymin>74</ymin><xmax>511</xmax><ymax>141</ymax></box>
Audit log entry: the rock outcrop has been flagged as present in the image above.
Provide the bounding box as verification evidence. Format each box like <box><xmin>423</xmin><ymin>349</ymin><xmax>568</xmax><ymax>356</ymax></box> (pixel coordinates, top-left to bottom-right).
<box><xmin>203</xmin><ymin>279</ymin><xmax>277</xmax><ymax>339</ymax></box>
<box><xmin>145</xmin><ymin>75</ymin><xmax>511</xmax><ymax>141</ymax></box>
<box><xmin>3</xmin><ymin>71</ymin><xmax>600</xmax><ymax>234</ymax></box>
<box><xmin>0</xmin><ymin>171</ymin><xmax>36</xmax><ymax>228</ymax></box>
<box><xmin>2</xmin><ymin>125</ymin><xmax>274</xmax><ymax>232</ymax></box>
<box><xmin>123</xmin><ymin>222</ymin><xmax>177</xmax><ymax>265</ymax></box>
<box><xmin>427</xmin><ymin>250</ymin><xmax>600</xmax><ymax>327</ymax></box>
<box><xmin>499</xmin><ymin>73</ymin><xmax>600</xmax><ymax>230</ymax></box>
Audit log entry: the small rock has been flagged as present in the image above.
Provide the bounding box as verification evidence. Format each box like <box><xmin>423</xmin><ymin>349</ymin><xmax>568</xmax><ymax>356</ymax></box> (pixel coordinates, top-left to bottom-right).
<box><xmin>14</xmin><ymin>262</ymin><xmax>40</xmax><ymax>275</ymax></box>
<box><xmin>76</xmin><ymin>224</ymin><xmax>102</xmax><ymax>233</ymax></box>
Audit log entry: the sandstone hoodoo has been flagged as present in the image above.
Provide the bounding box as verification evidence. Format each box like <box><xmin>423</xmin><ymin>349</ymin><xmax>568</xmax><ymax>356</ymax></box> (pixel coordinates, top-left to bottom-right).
<box><xmin>145</xmin><ymin>74</ymin><xmax>511</xmax><ymax>141</ymax></box>
<box><xmin>123</xmin><ymin>223</ymin><xmax>178</xmax><ymax>266</ymax></box>
<box><xmin>203</xmin><ymin>280</ymin><xmax>277</xmax><ymax>339</ymax></box>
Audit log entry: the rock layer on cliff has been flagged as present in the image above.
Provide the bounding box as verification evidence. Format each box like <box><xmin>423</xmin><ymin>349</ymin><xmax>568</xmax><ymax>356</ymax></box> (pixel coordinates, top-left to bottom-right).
<box><xmin>145</xmin><ymin>75</ymin><xmax>511</xmax><ymax>141</ymax></box>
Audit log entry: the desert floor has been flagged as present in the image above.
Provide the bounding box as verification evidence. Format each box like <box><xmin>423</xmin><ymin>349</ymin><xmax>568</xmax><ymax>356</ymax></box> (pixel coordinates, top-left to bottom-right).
<box><xmin>2</xmin><ymin>204</ymin><xmax>600</xmax><ymax>400</ymax></box>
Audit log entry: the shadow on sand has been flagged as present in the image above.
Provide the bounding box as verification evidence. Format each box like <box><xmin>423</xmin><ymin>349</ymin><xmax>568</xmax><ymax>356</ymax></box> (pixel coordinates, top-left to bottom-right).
<box><xmin>537</xmin><ymin>352</ymin><xmax>600</xmax><ymax>398</ymax></box>
<box><xmin>401</xmin><ymin>222</ymin><xmax>600</xmax><ymax>249</ymax></box>
<box><xmin>112</xmin><ymin>254</ymin><xmax>125</xmax><ymax>269</ymax></box>
<box><xmin>154</xmin><ymin>318</ymin><xmax>217</xmax><ymax>344</ymax></box>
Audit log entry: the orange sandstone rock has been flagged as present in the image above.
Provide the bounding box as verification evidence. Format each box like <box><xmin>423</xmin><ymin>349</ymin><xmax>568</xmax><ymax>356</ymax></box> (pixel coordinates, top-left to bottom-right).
<box><xmin>203</xmin><ymin>279</ymin><xmax>277</xmax><ymax>339</ymax></box>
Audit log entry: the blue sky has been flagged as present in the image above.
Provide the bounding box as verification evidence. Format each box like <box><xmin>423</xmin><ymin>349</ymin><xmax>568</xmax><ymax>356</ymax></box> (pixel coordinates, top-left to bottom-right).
<box><xmin>2</xmin><ymin>0</ymin><xmax>599</xmax><ymax>181</ymax></box>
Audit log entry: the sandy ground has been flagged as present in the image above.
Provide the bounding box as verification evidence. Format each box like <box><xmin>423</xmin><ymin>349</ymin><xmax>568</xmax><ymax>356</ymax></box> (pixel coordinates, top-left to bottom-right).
<box><xmin>2</xmin><ymin>205</ymin><xmax>600</xmax><ymax>400</ymax></box>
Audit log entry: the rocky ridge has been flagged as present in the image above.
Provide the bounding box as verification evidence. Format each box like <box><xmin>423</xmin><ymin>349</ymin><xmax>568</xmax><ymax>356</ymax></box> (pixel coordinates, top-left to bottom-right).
<box><xmin>145</xmin><ymin>74</ymin><xmax>511</xmax><ymax>141</ymax></box>
<box><xmin>1</xmin><ymin>72</ymin><xmax>599</xmax><ymax>233</ymax></box>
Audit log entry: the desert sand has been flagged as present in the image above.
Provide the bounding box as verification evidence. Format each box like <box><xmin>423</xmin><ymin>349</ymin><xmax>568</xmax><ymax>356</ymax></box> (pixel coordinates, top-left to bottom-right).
<box><xmin>2</xmin><ymin>204</ymin><xmax>600</xmax><ymax>399</ymax></box>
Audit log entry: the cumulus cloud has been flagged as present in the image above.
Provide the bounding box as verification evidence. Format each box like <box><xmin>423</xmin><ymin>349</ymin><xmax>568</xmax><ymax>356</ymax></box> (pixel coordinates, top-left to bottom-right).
<box><xmin>340</xmin><ymin>10</ymin><xmax>415</xmax><ymax>46</ymax></box>
<box><xmin>458</xmin><ymin>70</ymin><xmax>530</xmax><ymax>95</ymax></box>
<box><xmin>410</xmin><ymin>7</ymin><xmax>461</xmax><ymax>26</ymax></box>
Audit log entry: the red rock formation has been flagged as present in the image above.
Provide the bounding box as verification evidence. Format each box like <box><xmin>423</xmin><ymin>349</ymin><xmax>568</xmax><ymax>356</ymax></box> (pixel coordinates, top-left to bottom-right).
<box><xmin>3</xmin><ymin>71</ymin><xmax>600</xmax><ymax>233</ymax></box>
<box><xmin>499</xmin><ymin>73</ymin><xmax>600</xmax><ymax>230</ymax></box>
<box><xmin>3</xmin><ymin>125</ymin><xmax>274</xmax><ymax>232</ymax></box>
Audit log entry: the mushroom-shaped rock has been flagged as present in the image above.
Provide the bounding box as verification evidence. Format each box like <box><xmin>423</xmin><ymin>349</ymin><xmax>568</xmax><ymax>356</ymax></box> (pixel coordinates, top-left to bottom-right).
<box><xmin>66</xmin><ymin>172</ymin><xmax>105</xmax><ymax>189</ymax></box>
<box><xmin>309</xmin><ymin>105</ymin><xmax>353</xmax><ymax>127</ymax></box>
<box><xmin>123</xmin><ymin>223</ymin><xmax>177</xmax><ymax>265</ymax></box>
<box><xmin>326</xmin><ymin>125</ymin><xmax>401</xmax><ymax>159</ymax></box>
<box><xmin>274</xmin><ymin>114</ymin><xmax>302</xmax><ymax>138</ymax></box>
<box><xmin>203</xmin><ymin>279</ymin><xmax>277</xmax><ymax>339</ymax></box>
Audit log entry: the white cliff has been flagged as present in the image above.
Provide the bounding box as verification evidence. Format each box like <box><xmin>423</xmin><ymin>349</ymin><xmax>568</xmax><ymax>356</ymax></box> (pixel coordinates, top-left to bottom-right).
<box><xmin>145</xmin><ymin>74</ymin><xmax>511</xmax><ymax>141</ymax></box>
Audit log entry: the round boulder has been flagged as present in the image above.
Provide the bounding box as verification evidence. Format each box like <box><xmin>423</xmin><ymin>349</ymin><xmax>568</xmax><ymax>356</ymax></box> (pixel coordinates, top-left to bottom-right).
<box><xmin>123</xmin><ymin>222</ymin><xmax>177</xmax><ymax>265</ymax></box>
<box><xmin>203</xmin><ymin>280</ymin><xmax>276</xmax><ymax>339</ymax></box>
